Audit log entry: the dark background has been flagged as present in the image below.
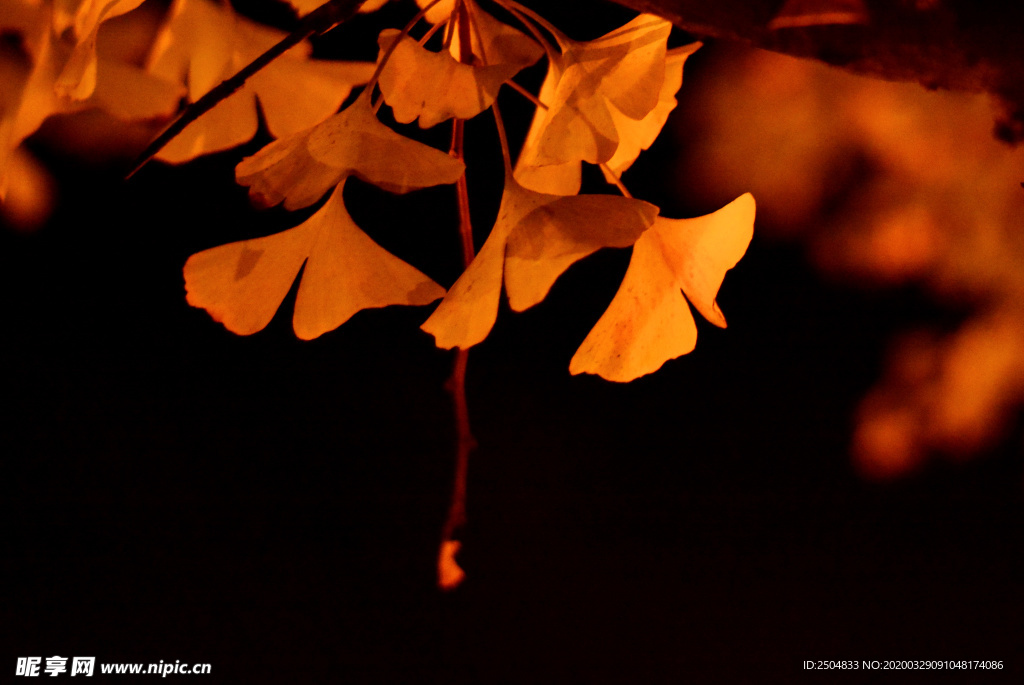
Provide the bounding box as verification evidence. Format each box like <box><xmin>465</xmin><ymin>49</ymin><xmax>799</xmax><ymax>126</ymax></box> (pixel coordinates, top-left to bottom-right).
<box><xmin>3</xmin><ymin>2</ymin><xmax>1022</xmax><ymax>682</ymax></box>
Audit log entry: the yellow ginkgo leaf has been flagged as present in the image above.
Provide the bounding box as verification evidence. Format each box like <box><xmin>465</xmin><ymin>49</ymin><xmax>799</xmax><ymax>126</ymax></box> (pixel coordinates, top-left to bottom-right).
<box><xmin>376</xmin><ymin>30</ymin><xmax>523</xmax><ymax>128</ymax></box>
<box><xmin>236</xmin><ymin>94</ymin><xmax>466</xmax><ymax>210</ymax></box>
<box><xmin>518</xmin><ymin>14</ymin><xmax>672</xmax><ymax>169</ymax></box>
<box><xmin>421</xmin><ymin>177</ymin><xmax>657</xmax><ymax>349</ymax></box>
<box><xmin>184</xmin><ymin>181</ymin><xmax>446</xmax><ymax>339</ymax></box>
<box><xmin>601</xmin><ymin>42</ymin><xmax>700</xmax><ymax>180</ymax></box>
<box><xmin>570</xmin><ymin>193</ymin><xmax>755</xmax><ymax>382</ymax></box>
<box><xmin>147</xmin><ymin>0</ymin><xmax>375</xmax><ymax>163</ymax></box>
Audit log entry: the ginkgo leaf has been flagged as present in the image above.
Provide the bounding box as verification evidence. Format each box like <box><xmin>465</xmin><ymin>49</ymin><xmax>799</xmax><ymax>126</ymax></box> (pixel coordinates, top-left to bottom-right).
<box><xmin>570</xmin><ymin>193</ymin><xmax>755</xmax><ymax>382</ymax></box>
<box><xmin>513</xmin><ymin>52</ymin><xmax>581</xmax><ymax>194</ymax></box>
<box><xmin>236</xmin><ymin>94</ymin><xmax>465</xmax><ymax>210</ymax></box>
<box><xmin>517</xmin><ymin>14</ymin><xmax>672</xmax><ymax>169</ymax></box>
<box><xmin>449</xmin><ymin>0</ymin><xmax>543</xmax><ymax>69</ymax></box>
<box><xmin>376</xmin><ymin>30</ymin><xmax>524</xmax><ymax>128</ymax></box>
<box><xmin>147</xmin><ymin>0</ymin><xmax>375</xmax><ymax>163</ymax></box>
<box><xmin>421</xmin><ymin>176</ymin><xmax>657</xmax><ymax>349</ymax></box>
<box><xmin>601</xmin><ymin>42</ymin><xmax>700</xmax><ymax>180</ymax></box>
<box><xmin>184</xmin><ymin>181</ymin><xmax>445</xmax><ymax>339</ymax></box>
<box><xmin>53</xmin><ymin>0</ymin><xmax>146</xmax><ymax>100</ymax></box>
<box><xmin>768</xmin><ymin>0</ymin><xmax>869</xmax><ymax>29</ymax></box>
<box><xmin>415</xmin><ymin>0</ymin><xmax>456</xmax><ymax>26</ymax></box>
<box><xmin>517</xmin><ymin>36</ymin><xmax>694</xmax><ymax>194</ymax></box>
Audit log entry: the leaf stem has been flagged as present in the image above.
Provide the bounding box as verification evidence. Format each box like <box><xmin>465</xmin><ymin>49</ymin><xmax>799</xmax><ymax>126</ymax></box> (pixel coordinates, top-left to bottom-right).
<box><xmin>438</xmin><ymin>0</ymin><xmax>477</xmax><ymax>592</ymax></box>
<box><xmin>494</xmin><ymin>0</ymin><xmax>565</xmax><ymax>52</ymax></box>
<box><xmin>601</xmin><ymin>164</ymin><xmax>633</xmax><ymax>197</ymax></box>
<box><xmin>507</xmin><ymin>79</ymin><xmax>548</xmax><ymax>109</ymax></box>
<box><xmin>492</xmin><ymin>0</ymin><xmax>561</xmax><ymax>62</ymax></box>
<box><xmin>490</xmin><ymin>100</ymin><xmax>513</xmax><ymax>176</ymax></box>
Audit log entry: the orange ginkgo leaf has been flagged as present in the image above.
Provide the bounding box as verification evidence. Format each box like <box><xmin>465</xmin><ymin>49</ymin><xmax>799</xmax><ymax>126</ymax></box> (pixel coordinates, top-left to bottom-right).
<box><xmin>422</xmin><ymin>176</ymin><xmax>657</xmax><ymax>349</ymax></box>
<box><xmin>570</xmin><ymin>193</ymin><xmax>755</xmax><ymax>382</ymax></box>
<box><xmin>376</xmin><ymin>8</ymin><xmax>540</xmax><ymax>130</ymax></box>
<box><xmin>52</xmin><ymin>0</ymin><xmax>145</xmax><ymax>100</ymax></box>
<box><xmin>601</xmin><ymin>42</ymin><xmax>700</xmax><ymax>182</ymax></box>
<box><xmin>447</xmin><ymin>0</ymin><xmax>544</xmax><ymax>68</ymax></box>
<box><xmin>184</xmin><ymin>181</ymin><xmax>446</xmax><ymax>340</ymax></box>
<box><xmin>235</xmin><ymin>94</ymin><xmax>466</xmax><ymax>210</ymax></box>
<box><xmin>195</xmin><ymin>93</ymin><xmax>462</xmax><ymax>339</ymax></box>
<box><xmin>768</xmin><ymin>0</ymin><xmax>869</xmax><ymax>29</ymax></box>
<box><xmin>515</xmin><ymin>14</ymin><xmax>672</xmax><ymax>171</ymax></box>
<box><xmin>147</xmin><ymin>0</ymin><xmax>375</xmax><ymax>163</ymax></box>
<box><xmin>517</xmin><ymin>41</ymin><xmax>699</xmax><ymax>194</ymax></box>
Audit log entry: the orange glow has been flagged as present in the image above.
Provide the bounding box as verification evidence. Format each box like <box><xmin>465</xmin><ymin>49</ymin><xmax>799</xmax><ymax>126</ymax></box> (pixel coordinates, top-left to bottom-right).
<box><xmin>0</xmin><ymin>147</ymin><xmax>53</xmax><ymax>232</ymax></box>
<box><xmin>684</xmin><ymin>45</ymin><xmax>1024</xmax><ymax>474</ymax></box>
<box><xmin>437</xmin><ymin>540</ymin><xmax>465</xmax><ymax>591</ymax></box>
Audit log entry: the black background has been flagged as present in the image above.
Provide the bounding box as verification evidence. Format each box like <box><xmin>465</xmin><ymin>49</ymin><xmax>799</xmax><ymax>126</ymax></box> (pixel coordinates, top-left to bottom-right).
<box><xmin>3</xmin><ymin>1</ymin><xmax>1022</xmax><ymax>683</ymax></box>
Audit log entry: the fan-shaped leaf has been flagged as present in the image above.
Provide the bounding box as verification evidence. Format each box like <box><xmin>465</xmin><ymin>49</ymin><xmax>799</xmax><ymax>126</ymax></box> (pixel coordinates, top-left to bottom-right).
<box><xmin>570</xmin><ymin>194</ymin><xmax>755</xmax><ymax>381</ymax></box>
<box><xmin>184</xmin><ymin>181</ymin><xmax>446</xmax><ymax>339</ymax></box>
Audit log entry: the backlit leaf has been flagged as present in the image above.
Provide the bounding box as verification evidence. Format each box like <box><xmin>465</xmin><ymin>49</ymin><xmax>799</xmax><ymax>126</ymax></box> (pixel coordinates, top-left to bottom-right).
<box><xmin>147</xmin><ymin>0</ymin><xmax>375</xmax><ymax>163</ymax></box>
<box><xmin>184</xmin><ymin>181</ymin><xmax>446</xmax><ymax>339</ymax></box>
<box><xmin>377</xmin><ymin>30</ymin><xmax>521</xmax><ymax>128</ymax></box>
<box><xmin>570</xmin><ymin>193</ymin><xmax>755</xmax><ymax>382</ymax></box>
<box><xmin>602</xmin><ymin>42</ymin><xmax>700</xmax><ymax>180</ymax></box>
<box><xmin>422</xmin><ymin>177</ymin><xmax>657</xmax><ymax>349</ymax></box>
<box><xmin>517</xmin><ymin>14</ymin><xmax>672</xmax><ymax>169</ymax></box>
<box><xmin>236</xmin><ymin>94</ymin><xmax>466</xmax><ymax>210</ymax></box>
<box><xmin>504</xmin><ymin>191</ymin><xmax>657</xmax><ymax>311</ymax></box>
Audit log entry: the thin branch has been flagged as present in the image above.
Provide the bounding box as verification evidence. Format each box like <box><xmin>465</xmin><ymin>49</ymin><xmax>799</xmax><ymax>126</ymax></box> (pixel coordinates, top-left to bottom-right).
<box><xmin>507</xmin><ymin>79</ymin><xmax>547</xmax><ymax>109</ymax></box>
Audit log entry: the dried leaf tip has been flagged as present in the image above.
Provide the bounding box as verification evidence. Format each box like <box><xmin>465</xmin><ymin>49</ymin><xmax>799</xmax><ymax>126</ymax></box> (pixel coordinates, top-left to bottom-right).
<box><xmin>438</xmin><ymin>540</ymin><xmax>465</xmax><ymax>590</ymax></box>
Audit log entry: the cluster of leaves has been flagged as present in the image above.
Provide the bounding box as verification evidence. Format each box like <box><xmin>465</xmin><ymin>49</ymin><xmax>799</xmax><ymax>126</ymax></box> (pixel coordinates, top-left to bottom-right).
<box><xmin>2</xmin><ymin>0</ymin><xmax>759</xmax><ymax>590</ymax></box>
<box><xmin>184</xmin><ymin>0</ymin><xmax>754</xmax><ymax>382</ymax></box>
<box><xmin>2</xmin><ymin>0</ymin><xmax>755</xmax><ymax>381</ymax></box>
